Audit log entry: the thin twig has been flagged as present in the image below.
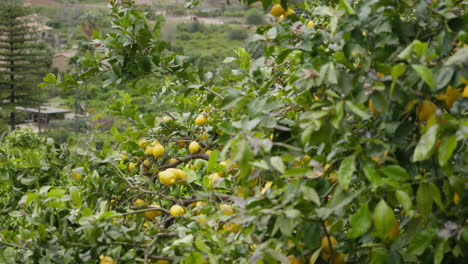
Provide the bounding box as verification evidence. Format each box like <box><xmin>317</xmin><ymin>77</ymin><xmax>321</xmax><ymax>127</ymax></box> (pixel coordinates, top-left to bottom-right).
<box><xmin>156</xmin><ymin>153</ymin><xmax>209</xmax><ymax>171</ymax></box>
<box><xmin>0</xmin><ymin>241</ymin><xmax>29</xmax><ymax>250</ymax></box>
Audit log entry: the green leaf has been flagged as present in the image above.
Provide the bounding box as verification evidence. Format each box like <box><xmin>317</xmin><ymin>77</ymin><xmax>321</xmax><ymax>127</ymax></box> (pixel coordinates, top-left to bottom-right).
<box><xmin>345</xmin><ymin>101</ymin><xmax>371</xmax><ymax>119</ymax></box>
<box><xmin>309</xmin><ymin>246</ymin><xmax>322</xmax><ymax>264</ymax></box>
<box><xmin>373</xmin><ymin>199</ymin><xmax>396</xmax><ymax>239</ymax></box>
<box><xmin>413</xmin><ymin>125</ymin><xmax>439</xmax><ymax>162</ymax></box>
<box><xmin>412</xmin><ymin>65</ymin><xmax>436</xmax><ymax>90</ymax></box>
<box><xmin>270</xmin><ymin>156</ymin><xmax>285</xmax><ymax>173</ymax></box>
<box><xmin>337</xmin><ymin>155</ymin><xmax>355</xmax><ymax>190</ymax></box>
<box><xmin>416</xmin><ymin>183</ymin><xmax>433</xmax><ymax>216</ymax></box>
<box><xmin>46</xmin><ymin>188</ymin><xmax>67</xmax><ymax>198</ymax></box>
<box><xmin>363</xmin><ymin>165</ymin><xmax>384</xmax><ymax>187</ymax></box>
<box><xmin>330</xmin><ymin>102</ymin><xmax>344</xmax><ymax>129</ymax></box>
<box><xmin>348</xmin><ymin>203</ymin><xmax>372</xmax><ymax>238</ymax></box>
<box><xmin>71</xmin><ymin>188</ymin><xmax>82</xmax><ymax>208</ymax></box>
<box><xmin>434</xmin><ymin>239</ymin><xmax>447</xmax><ymax>264</ymax></box>
<box><xmin>339</xmin><ymin>0</ymin><xmax>355</xmax><ymax>15</ymax></box>
<box><xmin>405</xmin><ymin>229</ymin><xmax>435</xmax><ymax>256</ymax></box>
<box><xmin>207</xmin><ymin>150</ymin><xmax>219</xmax><ymax>172</ymax></box>
<box><xmin>195</xmin><ymin>236</ymin><xmax>210</xmax><ymax>253</ymax></box>
<box><xmin>429</xmin><ymin>182</ymin><xmax>444</xmax><ymax>211</ymax></box>
<box><xmin>438</xmin><ymin>135</ymin><xmax>457</xmax><ymax>167</ymax></box>
<box><xmin>391</xmin><ymin>63</ymin><xmax>407</xmax><ymax>79</ymax></box>
<box><xmin>444</xmin><ymin>47</ymin><xmax>468</xmax><ymax>65</ymax></box>
<box><xmin>182</xmin><ymin>251</ymin><xmax>203</xmax><ymax>264</ymax></box>
<box><xmin>395</xmin><ymin>190</ymin><xmax>412</xmax><ymax>212</ymax></box>
<box><xmin>301</xmin><ymin>185</ymin><xmax>320</xmax><ymax>205</ymax></box>
<box><xmin>43</xmin><ymin>73</ymin><xmax>56</xmax><ymax>83</ymax></box>
<box><xmin>379</xmin><ymin>165</ymin><xmax>409</xmax><ymax>182</ymax></box>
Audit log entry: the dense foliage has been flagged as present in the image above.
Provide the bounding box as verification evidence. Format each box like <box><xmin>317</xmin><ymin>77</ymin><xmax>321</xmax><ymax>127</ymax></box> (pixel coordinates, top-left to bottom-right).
<box><xmin>1</xmin><ymin>0</ymin><xmax>467</xmax><ymax>263</ymax></box>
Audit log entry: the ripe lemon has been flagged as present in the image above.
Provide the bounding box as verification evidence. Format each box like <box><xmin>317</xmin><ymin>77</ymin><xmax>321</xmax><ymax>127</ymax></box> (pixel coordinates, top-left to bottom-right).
<box><xmin>162</xmin><ymin>116</ymin><xmax>170</xmax><ymax>122</ymax></box>
<box><xmin>169</xmin><ymin>158</ymin><xmax>177</xmax><ymax>164</ymax></box>
<box><xmin>306</xmin><ymin>20</ymin><xmax>314</xmax><ymax>28</ymax></box>
<box><xmin>454</xmin><ymin>192</ymin><xmax>461</xmax><ymax>204</ymax></box>
<box><xmin>143</xmin><ymin>159</ymin><xmax>151</xmax><ymax>168</ymax></box>
<box><xmin>152</xmin><ymin>144</ymin><xmax>165</xmax><ymax>158</ymax></box>
<box><xmin>206</xmin><ymin>150</ymin><xmax>212</xmax><ymax>156</ymax></box>
<box><xmin>369</xmin><ymin>99</ymin><xmax>380</xmax><ymax>115</ymax></box>
<box><xmin>195</xmin><ymin>114</ymin><xmax>207</xmax><ymax>126</ymax></box>
<box><xmin>284</xmin><ymin>8</ymin><xmax>295</xmax><ymax>17</ymax></box>
<box><xmin>200</xmin><ymin>132</ymin><xmax>208</xmax><ymax>140</ymax></box>
<box><xmin>138</xmin><ymin>139</ymin><xmax>148</xmax><ymax>148</ymax></box>
<box><xmin>133</xmin><ymin>198</ymin><xmax>146</xmax><ymax>207</ymax></box>
<box><xmin>209</xmin><ymin>173</ymin><xmax>222</xmax><ymax>187</ymax></box>
<box><xmin>196</xmin><ymin>201</ymin><xmax>205</xmax><ymax>207</ymax></box>
<box><xmin>170</xmin><ymin>205</ymin><xmax>185</xmax><ymax>217</ymax></box>
<box><xmin>417</xmin><ymin>100</ymin><xmax>437</xmax><ymax>122</ymax></box>
<box><xmin>261</xmin><ymin>181</ymin><xmax>273</xmax><ymax>195</ymax></box>
<box><xmin>144</xmin><ymin>204</ymin><xmax>162</xmax><ymax>220</ymax></box>
<box><xmin>321</xmin><ymin>236</ymin><xmax>337</xmax><ymax>255</ymax></box>
<box><xmin>270</xmin><ymin>4</ymin><xmax>285</xmax><ymax>17</ymax></box>
<box><xmin>72</xmin><ymin>171</ymin><xmax>82</xmax><ymax>180</ymax></box>
<box><xmin>287</xmin><ymin>255</ymin><xmax>305</xmax><ymax>264</ymax></box>
<box><xmin>128</xmin><ymin>162</ymin><xmax>138</xmax><ymax>171</ymax></box>
<box><xmin>333</xmin><ymin>253</ymin><xmax>346</xmax><ymax>264</ymax></box>
<box><xmin>158</xmin><ymin>169</ymin><xmax>176</xmax><ymax>186</ymax></box>
<box><xmin>189</xmin><ymin>141</ymin><xmax>200</xmax><ymax>154</ymax></box>
<box><xmin>99</xmin><ymin>255</ymin><xmax>114</xmax><ymax>264</ymax></box>
<box><xmin>219</xmin><ymin>204</ymin><xmax>234</xmax><ymax>216</ymax></box>
<box><xmin>167</xmin><ymin>168</ymin><xmax>187</xmax><ymax>183</ymax></box>
<box><xmin>145</xmin><ymin>147</ymin><xmax>154</xmax><ymax>156</ymax></box>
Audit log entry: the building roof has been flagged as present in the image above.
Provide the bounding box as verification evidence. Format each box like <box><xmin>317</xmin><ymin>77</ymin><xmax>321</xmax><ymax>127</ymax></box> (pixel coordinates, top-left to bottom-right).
<box><xmin>16</xmin><ymin>106</ymin><xmax>71</xmax><ymax>114</ymax></box>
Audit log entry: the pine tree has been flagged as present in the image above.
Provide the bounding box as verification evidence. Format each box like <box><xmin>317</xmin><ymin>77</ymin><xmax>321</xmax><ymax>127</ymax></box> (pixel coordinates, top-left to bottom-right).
<box><xmin>0</xmin><ymin>0</ymin><xmax>51</xmax><ymax>130</ymax></box>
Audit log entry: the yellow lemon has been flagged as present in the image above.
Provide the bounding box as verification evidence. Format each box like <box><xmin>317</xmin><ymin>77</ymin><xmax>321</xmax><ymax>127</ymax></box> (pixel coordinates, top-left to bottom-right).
<box><xmin>128</xmin><ymin>162</ymin><xmax>138</xmax><ymax>171</ymax></box>
<box><xmin>158</xmin><ymin>169</ymin><xmax>176</xmax><ymax>186</ymax></box>
<box><xmin>169</xmin><ymin>158</ymin><xmax>177</xmax><ymax>164</ymax></box>
<box><xmin>261</xmin><ymin>181</ymin><xmax>273</xmax><ymax>195</ymax></box>
<box><xmin>143</xmin><ymin>159</ymin><xmax>151</xmax><ymax>168</ymax></box>
<box><xmin>133</xmin><ymin>198</ymin><xmax>146</xmax><ymax>207</ymax></box>
<box><xmin>153</xmin><ymin>260</ymin><xmax>170</xmax><ymax>264</ymax></box>
<box><xmin>138</xmin><ymin>139</ymin><xmax>148</xmax><ymax>148</ymax></box>
<box><xmin>152</xmin><ymin>144</ymin><xmax>165</xmax><ymax>158</ymax></box>
<box><xmin>162</xmin><ymin>116</ymin><xmax>170</xmax><ymax>122</ymax></box>
<box><xmin>287</xmin><ymin>255</ymin><xmax>305</xmax><ymax>264</ymax></box>
<box><xmin>145</xmin><ymin>147</ymin><xmax>154</xmax><ymax>156</ymax></box>
<box><xmin>369</xmin><ymin>99</ymin><xmax>380</xmax><ymax>115</ymax></box>
<box><xmin>196</xmin><ymin>201</ymin><xmax>205</xmax><ymax>207</ymax></box>
<box><xmin>200</xmin><ymin>132</ymin><xmax>208</xmax><ymax>140</ymax></box>
<box><xmin>99</xmin><ymin>255</ymin><xmax>114</xmax><ymax>264</ymax></box>
<box><xmin>306</xmin><ymin>20</ymin><xmax>314</xmax><ymax>28</ymax></box>
<box><xmin>219</xmin><ymin>204</ymin><xmax>234</xmax><ymax>216</ymax></box>
<box><xmin>72</xmin><ymin>171</ymin><xmax>82</xmax><ymax>180</ymax></box>
<box><xmin>284</xmin><ymin>8</ymin><xmax>295</xmax><ymax>17</ymax></box>
<box><xmin>270</xmin><ymin>4</ymin><xmax>285</xmax><ymax>17</ymax></box>
<box><xmin>321</xmin><ymin>236</ymin><xmax>337</xmax><ymax>255</ymax></box>
<box><xmin>334</xmin><ymin>253</ymin><xmax>346</xmax><ymax>264</ymax></box>
<box><xmin>418</xmin><ymin>100</ymin><xmax>437</xmax><ymax>122</ymax></box>
<box><xmin>209</xmin><ymin>173</ymin><xmax>222</xmax><ymax>187</ymax></box>
<box><xmin>144</xmin><ymin>204</ymin><xmax>162</xmax><ymax>220</ymax></box>
<box><xmin>170</xmin><ymin>205</ymin><xmax>185</xmax><ymax>217</ymax></box>
<box><xmin>195</xmin><ymin>114</ymin><xmax>207</xmax><ymax>126</ymax></box>
<box><xmin>454</xmin><ymin>192</ymin><xmax>461</xmax><ymax>204</ymax></box>
<box><xmin>167</xmin><ymin>168</ymin><xmax>187</xmax><ymax>183</ymax></box>
<box><xmin>189</xmin><ymin>141</ymin><xmax>200</xmax><ymax>154</ymax></box>
<box><xmin>206</xmin><ymin>150</ymin><xmax>212</xmax><ymax>156</ymax></box>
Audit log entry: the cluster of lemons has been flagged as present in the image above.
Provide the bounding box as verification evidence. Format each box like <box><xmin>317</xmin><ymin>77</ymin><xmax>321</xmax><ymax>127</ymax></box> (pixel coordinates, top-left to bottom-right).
<box><xmin>270</xmin><ymin>4</ymin><xmax>295</xmax><ymax>20</ymax></box>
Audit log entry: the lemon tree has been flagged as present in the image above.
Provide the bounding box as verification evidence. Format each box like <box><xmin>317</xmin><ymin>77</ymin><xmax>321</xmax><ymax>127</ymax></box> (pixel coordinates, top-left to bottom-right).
<box><xmin>1</xmin><ymin>0</ymin><xmax>468</xmax><ymax>264</ymax></box>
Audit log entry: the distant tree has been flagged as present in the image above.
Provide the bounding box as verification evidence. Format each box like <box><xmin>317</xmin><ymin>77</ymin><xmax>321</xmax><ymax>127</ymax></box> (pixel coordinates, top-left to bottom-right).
<box><xmin>245</xmin><ymin>8</ymin><xmax>265</xmax><ymax>25</ymax></box>
<box><xmin>0</xmin><ymin>0</ymin><xmax>51</xmax><ymax>130</ymax></box>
